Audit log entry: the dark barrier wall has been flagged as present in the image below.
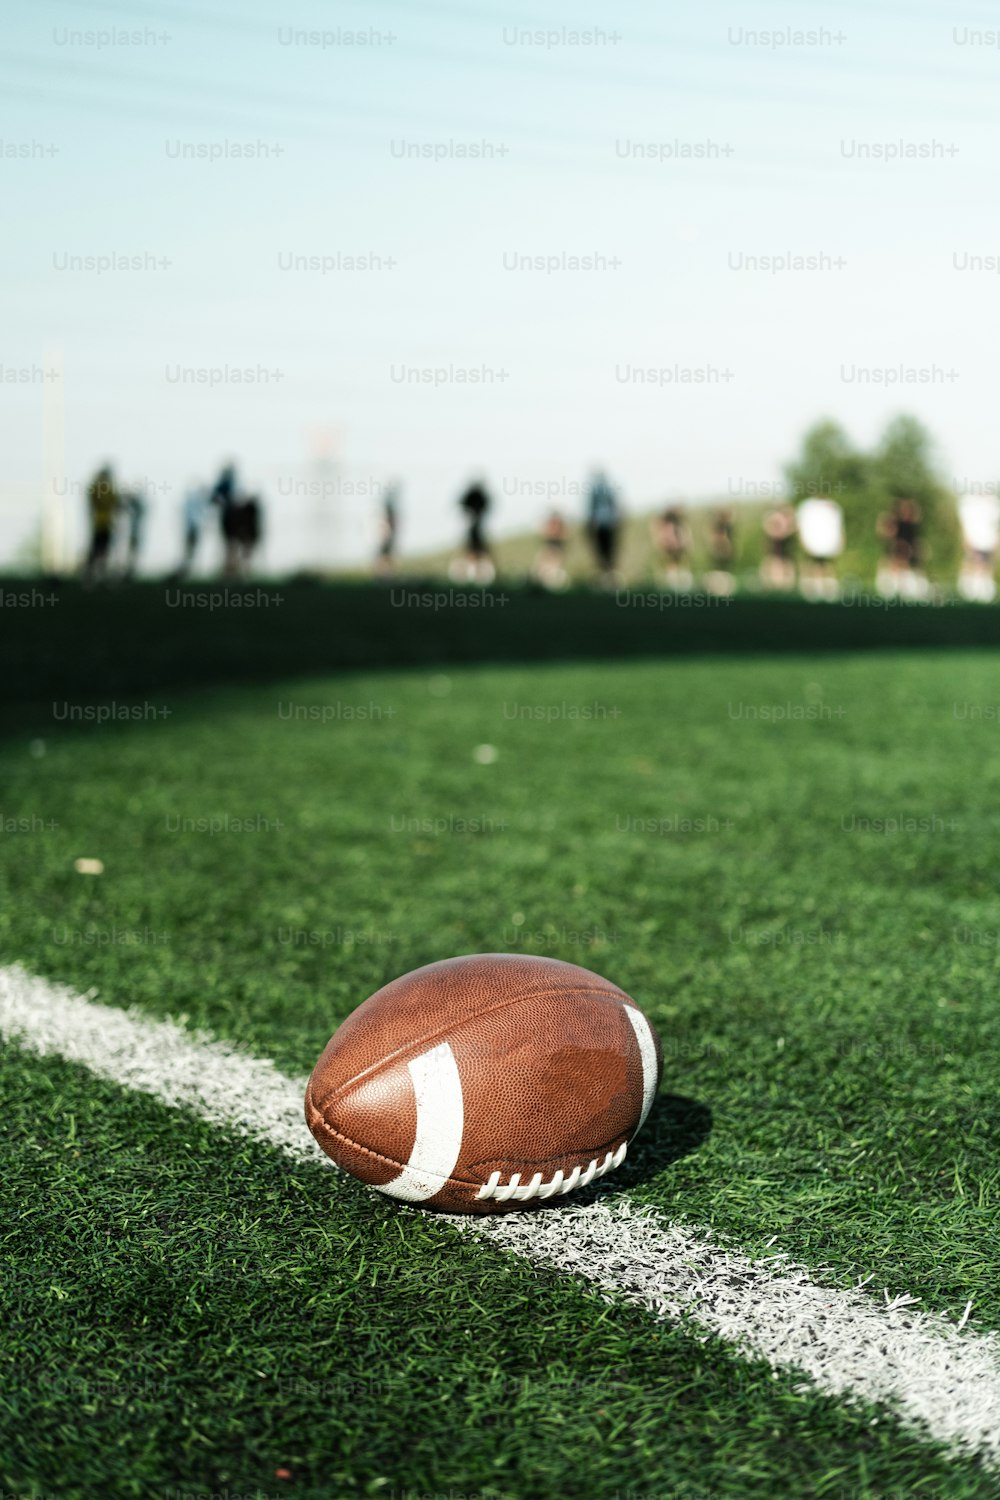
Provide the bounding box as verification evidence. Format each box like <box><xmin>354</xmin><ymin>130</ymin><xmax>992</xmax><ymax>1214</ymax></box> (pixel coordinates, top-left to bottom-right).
<box><xmin>4</xmin><ymin>579</ymin><xmax>1000</xmax><ymax>713</ymax></box>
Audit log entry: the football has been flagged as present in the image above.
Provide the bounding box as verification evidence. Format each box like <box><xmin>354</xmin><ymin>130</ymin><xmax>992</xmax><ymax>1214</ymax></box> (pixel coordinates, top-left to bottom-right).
<box><xmin>305</xmin><ymin>952</ymin><xmax>663</xmax><ymax>1214</ymax></box>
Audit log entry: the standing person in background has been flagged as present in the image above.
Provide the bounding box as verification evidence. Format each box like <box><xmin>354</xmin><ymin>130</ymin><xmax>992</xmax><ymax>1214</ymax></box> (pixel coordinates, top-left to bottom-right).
<box><xmin>119</xmin><ymin>486</ymin><xmax>147</xmax><ymax>579</ymax></box>
<box><xmin>652</xmin><ymin>504</ymin><xmax>692</xmax><ymax>591</ymax></box>
<box><xmin>209</xmin><ymin>462</ymin><xmax>240</xmax><ymax>576</ymax></box>
<box><xmin>875</xmin><ymin>505</ymin><xmax>898</xmax><ymax>597</ymax></box>
<box><xmin>83</xmin><ymin>464</ymin><xmax>118</xmax><ymax>583</ymax></box>
<box><xmin>176</xmin><ymin>482</ymin><xmax>209</xmax><ymax>579</ymax></box>
<box><xmin>958</xmin><ymin>492</ymin><xmax>1000</xmax><ymax>603</ymax></box>
<box><xmin>451</xmin><ymin>479</ymin><xmax>495</xmax><ymax>584</ymax></box>
<box><xmin>705</xmin><ymin>507</ymin><xmax>736</xmax><ymax>596</ymax></box>
<box><xmin>586</xmin><ymin>469</ymin><xmax>621</xmax><ymax>587</ymax></box>
<box><xmin>796</xmin><ymin>496</ymin><xmax>844</xmax><ymax>601</ymax></box>
<box><xmin>374</xmin><ymin>482</ymin><xmax>400</xmax><ymax>579</ymax></box>
<box><xmin>236</xmin><ymin>493</ymin><xmax>263</xmax><ymax>575</ymax></box>
<box><xmin>896</xmin><ymin>498</ymin><xmax>928</xmax><ymax>599</ymax></box>
<box><xmin>532</xmin><ymin>509</ymin><xmax>570</xmax><ymax>590</ymax></box>
<box><xmin>877</xmin><ymin>498</ymin><xmax>927</xmax><ymax>600</ymax></box>
<box><xmin>759</xmin><ymin>503</ymin><xmax>797</xmax><ymax>591</ymax></box>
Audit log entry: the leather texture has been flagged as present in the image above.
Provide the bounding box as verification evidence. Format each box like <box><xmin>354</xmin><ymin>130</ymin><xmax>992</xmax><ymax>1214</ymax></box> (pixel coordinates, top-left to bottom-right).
<box><xmin>305</xmin><ymin>953</ymin><xmax>663</xmax><ymax>1213</ymax></box>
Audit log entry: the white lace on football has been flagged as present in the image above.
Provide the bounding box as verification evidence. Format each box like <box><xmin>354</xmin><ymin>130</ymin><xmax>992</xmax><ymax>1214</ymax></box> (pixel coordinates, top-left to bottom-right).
<box><xmin>476</xmin><ymin>1140</ymin><xmax>628</xmax><ymax>1202</ymax></box>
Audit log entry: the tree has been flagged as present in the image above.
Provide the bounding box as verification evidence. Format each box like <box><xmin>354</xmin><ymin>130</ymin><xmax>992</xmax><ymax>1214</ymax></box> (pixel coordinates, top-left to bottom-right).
<box><xmin>783</xmin><ymin>414</ymin><xmax>961</xmax><ymax>583</ymax></box>
<box><xmin>783</xmin><ymin>418</ymin><xmax>868</xmax><ymax>505</ymax></box>
<box><xmin>870</xmin><ymin>415</ymin><xmax>961</xmax><ymax>577</ymax></box>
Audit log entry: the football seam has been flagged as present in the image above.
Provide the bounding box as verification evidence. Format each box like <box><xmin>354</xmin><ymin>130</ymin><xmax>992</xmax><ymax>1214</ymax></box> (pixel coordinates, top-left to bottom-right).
<box><xmin>305</xmin><ymin>1082</ymin><xmax>628</xmax><ymax>1186</ymax></box>
<box><xmin>306</xmin><ymin>1089</ymin><xmax>414</xmax><ymax>1174</ymax></box>
<box><xmin>316</xmin><ymin>984</ymin><xmax>634</xmax><ymax>1109</ymax></box>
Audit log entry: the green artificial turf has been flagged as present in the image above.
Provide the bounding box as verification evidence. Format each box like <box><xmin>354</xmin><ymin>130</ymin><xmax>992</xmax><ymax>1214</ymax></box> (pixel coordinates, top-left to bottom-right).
<box><xmin>1</xmin><ymin>1057</ymin><xmax>993</xmax><ymax>1500</ymax></box>
<box><xmin>1</xmin><ymin>647</ymin><xmax>999</xmax><ymax>1497</ymax></box>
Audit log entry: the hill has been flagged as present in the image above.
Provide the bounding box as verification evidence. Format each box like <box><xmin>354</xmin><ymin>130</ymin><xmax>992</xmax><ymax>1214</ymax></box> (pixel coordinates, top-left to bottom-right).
<box><xmin>402</xmin><ymin>493</ymin><xmax>963</xmax><ymax>587</ymax></box>
<box><xmin>403</xmin><ymin>500</ymin><xmax>768</xmax><ymax>583</ymax></box>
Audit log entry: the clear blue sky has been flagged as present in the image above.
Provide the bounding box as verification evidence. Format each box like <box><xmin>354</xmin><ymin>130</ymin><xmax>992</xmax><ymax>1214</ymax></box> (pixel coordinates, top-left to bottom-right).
<box><xmin>3</xmin><ymin>0</ymin><xmax>999</xmax><ymax>571</ymax></box>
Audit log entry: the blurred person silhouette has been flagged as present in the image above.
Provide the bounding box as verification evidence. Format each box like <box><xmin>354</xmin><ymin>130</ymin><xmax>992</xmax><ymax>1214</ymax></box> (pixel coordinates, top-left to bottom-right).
<box><xmin>83</xmin><ymin>464</ymin><xmax>119</xmax><ymax>582</ymax></box>
<box><xmin>451</xmin><ymin>479</ymin><xmax>495</xmax><ymax>584</ymax></box>
<box><xmin>958</xmin><ymin>493</ymin><xmax>1000</xmax><ymax>603</ymax></box>
<box><xmin>586</xmin><ymin>469</ymin><xmax>621</xmax><ymax>586</ymax></box>
<box><xmin>374</xmin><ymin>482</ymin><xmax>400</xmax><ymax>579</ymax></box>
<box><xmin>652</xmin><ymin>505</ymin><xmax>692</xmax><ymax>591</ymax></box>
<box><xmin>208</xmin><ymin>462</ymin><xmax>248</xmax><ymax>577</ymax></box>
<box><xmin>230</xmin><ymin>493</ymin><xmax>263</xmax><ymax>576</ymax></box>
<box><xmin>705</xmin><ymin>507</ymin><xmax>736</xmax><ymax>596</ymax></box>
<box><xmin>759</xmin><ymin>504</ymin><xmax>797</xmax><ymax>590</ymax></box>
<box><xmin>875</xmin><ymin>507</ymin><xmax>896</xmax><ymax>596</ymax></box>
<box><xmin>119</xmin><ymin>486</ymin><xmax>147</xmax><ymax>579</ymax></box>
<box><xmin>877</xmin><ymin>498</ymin><xmax>927</xmax><ymax>599</ymax></box>
<box><xmin>796</xmin><ymin>496</ymin><xmax>844</xmax><ymax>601</ymax></box>
<box><xmin>175</xmin><ymin>482</ymin><xmax>210</xmax><ymax>578</ymax></box>
<box><xmin>532</xmin><ymin>509</ymin><xmax>570</xmax><ymax>590</ymax></box>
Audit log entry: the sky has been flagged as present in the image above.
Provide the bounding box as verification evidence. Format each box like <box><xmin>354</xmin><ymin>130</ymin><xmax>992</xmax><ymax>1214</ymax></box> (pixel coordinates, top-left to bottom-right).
<box><xmin>3</xmin><ymin>0</ymin><xmax>1000</xmax><ymax>572</ymax></box>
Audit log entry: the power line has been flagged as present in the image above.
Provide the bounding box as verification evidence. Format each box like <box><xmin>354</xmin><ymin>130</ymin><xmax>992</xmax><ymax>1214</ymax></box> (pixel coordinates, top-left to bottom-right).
<box><xmin>42</xmin><ymin>0</ymin><xmax>1000</xmax><ymax>54</ymax></box>
<box><xmin>0</xmin><ymin>49</ymin><xmax>859</xmax><ymax>181</ymax></box>
<box><xmin>3</xmin><ymin>76</ymin><xmax>862</xmax><ymax>197</ymax></box>
<box><xmin>36</xmin><ymin>0</ymin><xmax>1000</xmax><ymax>101</ymax></box>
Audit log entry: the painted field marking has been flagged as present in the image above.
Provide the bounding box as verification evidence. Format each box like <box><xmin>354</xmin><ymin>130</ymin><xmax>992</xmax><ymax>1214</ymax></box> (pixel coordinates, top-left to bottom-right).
<box><xmin>1</xmin><ymin>962</ymin><xmax>998</xmax><ymax>1468</ymax></box>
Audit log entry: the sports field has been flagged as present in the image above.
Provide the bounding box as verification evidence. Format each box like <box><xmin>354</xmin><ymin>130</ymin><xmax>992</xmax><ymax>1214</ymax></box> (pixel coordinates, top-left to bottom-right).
<box><xmin>2</xmin><ymin>593</ymin><xmax>999</xmax><ymax>1499</ymax></box>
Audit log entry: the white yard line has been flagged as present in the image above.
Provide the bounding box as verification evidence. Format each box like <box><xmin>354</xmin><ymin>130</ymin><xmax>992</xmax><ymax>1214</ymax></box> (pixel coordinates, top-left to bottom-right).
<box><xmin>1</xmin><ymin>962</ymin><xmax>998</xmax><ymax>1467</ymax></box>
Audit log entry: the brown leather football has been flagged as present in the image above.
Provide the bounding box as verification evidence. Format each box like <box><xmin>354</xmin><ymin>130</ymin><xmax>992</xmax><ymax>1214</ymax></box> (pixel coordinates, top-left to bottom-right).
<box><xmin>305</xmin><ymin>953</ymin><xmax>663</xmax><ymax>1214</ymax></box>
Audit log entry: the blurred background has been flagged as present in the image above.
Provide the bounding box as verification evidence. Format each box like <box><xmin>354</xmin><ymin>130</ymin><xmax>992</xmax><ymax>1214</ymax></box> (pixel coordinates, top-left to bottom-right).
<box><xmin>4</xmin><ymin>0</ymin><xmax>1000</xmax><ymax>589</ymax></box>
<box><xmin>7</xmin><ymin>17</ymin><xmax>1000</xmax><ymax>1494</ymax></box>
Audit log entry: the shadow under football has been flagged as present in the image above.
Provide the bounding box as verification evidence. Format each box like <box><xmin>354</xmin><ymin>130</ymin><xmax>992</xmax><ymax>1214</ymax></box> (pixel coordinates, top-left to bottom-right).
<box><xmin>526</xmin><ymin>1092</ymin><xmax>713</xmax><ymax>1213</ymax></box>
